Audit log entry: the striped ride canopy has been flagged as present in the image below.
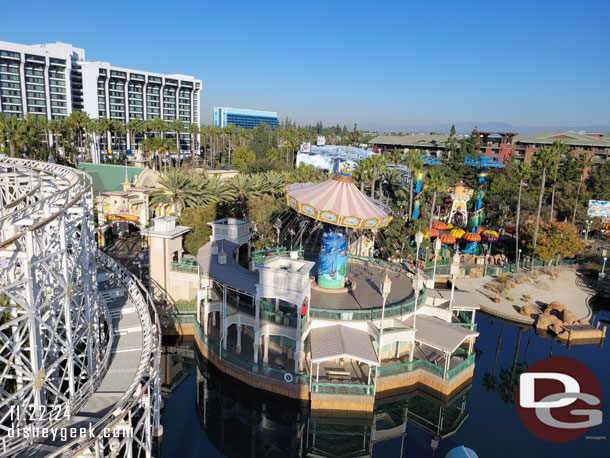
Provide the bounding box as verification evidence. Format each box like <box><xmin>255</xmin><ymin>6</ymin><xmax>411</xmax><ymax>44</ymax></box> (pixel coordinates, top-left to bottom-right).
<box><xmin>285</xmin><ymin>171</ymin><xmax>392</xmax><ymax>230</ymax></box>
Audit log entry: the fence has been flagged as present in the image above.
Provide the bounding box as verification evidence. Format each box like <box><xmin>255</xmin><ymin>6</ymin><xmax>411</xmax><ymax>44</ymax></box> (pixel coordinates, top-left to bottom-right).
<box><xmin>170</xmin><ymin>257</ymin><xmax>198</xmax><ymax>273</ymax></box>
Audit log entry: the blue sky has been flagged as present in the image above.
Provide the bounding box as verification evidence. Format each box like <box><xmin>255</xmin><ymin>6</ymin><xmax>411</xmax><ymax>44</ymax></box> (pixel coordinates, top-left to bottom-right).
<box><xmin>3</xmin><ymin>0</ymin><xmax>610</xmax><ymax>128</ymax></box>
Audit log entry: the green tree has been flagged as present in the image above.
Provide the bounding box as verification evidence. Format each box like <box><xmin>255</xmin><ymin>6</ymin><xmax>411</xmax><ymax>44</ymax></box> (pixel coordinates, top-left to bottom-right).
<box><xmin>548</xmin><ymin>140</ymin><xmax>571</xmax><ymax>221</ymax></box>
<box><xmin>572</xmin><ymin>153</ymin><xmax>593</xmax><ymax>224</ymax></box>
<box><xmin>232</xmin><ymin>145</ymin><xmax>256</xmax><ymax>171</ymax></box>
<box><xmin>170</xmin><ymin>119</ymin><xmax>185</xmax><ymax>166</ymax></box>
<box><xmin>514</xmin><ymin>162</ymin><xmax>531</xmax><ymax>268</ymax></box>
<box><xmin>401</xmin><ymin>149</ymin><xmax>424</xmax><ymax>219</ymax></box>
<box><xmin>188</xmin><ymin>123</ymin><xmax>200</xmax><ymax>167</ymax></box>
<box><xmin>520</xmin><ymin>220</ymin><xmax>584</xmax><ymax>262</ymax></box>
<box><xmin>425</xmin><ymin>168</ymin><xmax>447</xmax><ymax>232</ymax></box>
<box><xmin>229</xmin><ymin>173</ymin><xmax>266</xmax><ymax>218</ymax></box>
<box><xmin>367</xmin><ymin>153</ymin><xmax>386</xmax><ymax>199</ymax></box>
<box><xmin>531</xmin><ymin>145</ymin><xmax>560</xmax><ymax>258</ymax></box>
<box><xmin>178</xmin><ymin>203</ymin><xmax>221</xmax><ymax>255</ymax></box>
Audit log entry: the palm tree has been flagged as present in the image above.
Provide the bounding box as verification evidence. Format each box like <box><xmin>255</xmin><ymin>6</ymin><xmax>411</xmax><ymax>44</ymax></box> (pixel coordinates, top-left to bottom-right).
<box><xmin>126</xmin><ymin>119</ymin><xmax>145</xmax><ymax>155</ymax></box>
<box><xmin>425</xmin><ymin>168</ymin><xmax>447</xmax><ymax>233</ymax></box>
<box><xmin>290</xmin><ymin>163</ymin><xmax>323</xmax><ymax>184</ymax></box>
<box><xmin>170</xmin><ymin>119</ymin><xmax>185</xmax><ymax>167</ymax></box>
<box><xmin>0</xmin><ymin>114</ymin><xmax>27</xmax><ymax>157</ymax></box>
<box><xmin>228</xmin><ymin>174</ymin><xmax>266</xmax><ymax>218</ymax></box>
<box><xmin>189</xmin><ymin>174</ymin><xmax>235</xmax><ymax>205</ymax></box>
<box><xmin>367</xmin><ymin>153</ymin><xmax>386</xmax><ymax>199</ymax></box>
<box><xmin>402</xmin><ymin>149</ymin><xmax>424</xmax><ymax>220</ymax></box>
<box><xmin>380</xmin><ymin>167</ymin><xmax>403</xmax><ymax>204</ymax></box>
<box><xmin>514</xmin><ymin>162</ymin><xmax>530</xmax><ymax>271</ymax></box>
<box><xmin>66</xmin><ymin>110</ymin><xmax>91</xmax><ymax>158</ymax></box>
<box><xmin>263</xmin><ymin>170</ymin><xmax>288</xmax><ymax>196</ymax></box>
<box><xmin>149</xmin><ymin>170</ymin><xmax>201</xmax><ymax>217</ymax></box>
<box><xmin>188</xmin><ymin>123</ymin><xmax>200</xmax><ymax>167</ymax></box>
<box><xmin>548</xmin><ymin>140</ymin><xmax>570</xmax><ymax>221</ymax></box>
<box><xmin>571</xmin><ymin>153</ymin><xmax>593</xmax><ymax>224</ymax></box>
<box><xmin>352</xmin><ymin>159</ymin><xmax>371</xmax><ymax>193</ymax></box>
<box><xmin>532</xmin><ymin>145</ymin><xmax>560</xmax><ymax>259</ymax></box>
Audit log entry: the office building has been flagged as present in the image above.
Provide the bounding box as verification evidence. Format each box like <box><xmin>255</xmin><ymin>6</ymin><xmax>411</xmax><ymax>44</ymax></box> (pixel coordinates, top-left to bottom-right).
<box><xmin>213</xmin><ymin>107</ymin><xmax>277</xmax><ymax>129</ymax></box>
<box><xmin>0</xmin><ymin>40</ymin><xmax>202</xmax><ymax>152</ymax></box>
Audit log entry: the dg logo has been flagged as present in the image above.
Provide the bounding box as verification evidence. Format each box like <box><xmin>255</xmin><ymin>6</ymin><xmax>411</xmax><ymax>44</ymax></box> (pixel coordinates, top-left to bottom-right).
<box><xmin>516</xmin><ymin>356</ymin><xmax>603</xmax><ymax>442</ymax></box>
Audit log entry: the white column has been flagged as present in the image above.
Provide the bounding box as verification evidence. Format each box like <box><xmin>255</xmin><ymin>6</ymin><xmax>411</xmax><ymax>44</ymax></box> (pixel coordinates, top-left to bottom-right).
<box><xmin>18</xmin><ymin>57</ymin><xmax>27</xmax><ymax>116</ymax></box>
<box><xmin>294</xmin><ymin>306</ymin><xmax>302</xmax><ymax>373</ymax></box>
<box><xmin>263</xmin><ymin>334</ymin><xmax>269</xmax><ymax>365</ymax></box>
<box><xmin>253</xmin><ymin>296</ymin><xmax>260</xmax><ymax>364</ymax></box>
<box><xmin>236</xmin><ymin>325</ymin><xmax>242</xmax><ymax>353</ymax></box>
<box><xmin>471</xmin><ymin>309</ymin><xmax>476</xmax><ymax>331</ymax></box>
<box><xmin>222</xmin><ymin>285</ymin><xmax>228</xmax><ymax>350</ymax></box>
<box><xmin>444</xmin><ymin>351</ymin><xmax>450</xmax><ymax>380</ymax></box>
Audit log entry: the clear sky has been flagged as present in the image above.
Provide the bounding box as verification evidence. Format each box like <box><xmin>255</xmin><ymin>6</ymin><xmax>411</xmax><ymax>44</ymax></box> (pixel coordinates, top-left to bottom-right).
<box><xmin>3</xmin><ymin>0</ymin><xmax>609</xmax><ymax>128</ymax></box>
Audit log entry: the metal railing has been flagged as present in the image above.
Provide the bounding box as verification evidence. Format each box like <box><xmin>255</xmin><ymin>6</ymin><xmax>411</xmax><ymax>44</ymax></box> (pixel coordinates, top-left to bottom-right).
<box><xmin>376</xmin><ymin>353</ymin><xmax>476</xmax><ymax>381</ymax></box>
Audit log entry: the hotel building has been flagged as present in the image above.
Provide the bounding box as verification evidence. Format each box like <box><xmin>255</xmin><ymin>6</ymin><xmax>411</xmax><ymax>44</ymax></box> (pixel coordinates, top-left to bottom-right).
<box><xmin>213</xmin><ymin>107</ymin><xmax>278</xmax><ymax>129</ymax></box>
<box><xmin>0</xmin><ymin>40</ymin><xmax>202</xmax><ymax>152</ymax></box>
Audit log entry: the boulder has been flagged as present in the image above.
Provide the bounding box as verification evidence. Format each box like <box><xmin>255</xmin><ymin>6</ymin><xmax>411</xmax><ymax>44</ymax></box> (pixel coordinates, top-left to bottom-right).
<box><xmin>546</xmin><ymin>301</ymin><xmax>567</xmax><ymax>312</ymax></box>
<box><xmin>519</xmin><ymin>305</ymin><xmax>532</xmax><ymax>316</ymax></box>
<box><xmin>561</xmin><ymin>309</ymin><xmax>579</xmax><ymax>325</ymax></box>
<box><xmin>470</xmin><ymin>267</ymin><xmax>483</xmax><ymax>278</ymax></box>
<box><xmin>549</xmin><ymin>323</ymin><xmax>564</xmax><ymax>335</ymax></box>
<box><xmin>535</xmin><ymin>313</ymin><xmax>562</xmax><ymax>331</ymax></box>
<box><xmin>557</xmin><ymin>330</ymin><xmax>570</xmax><ymax>339</ymax></box>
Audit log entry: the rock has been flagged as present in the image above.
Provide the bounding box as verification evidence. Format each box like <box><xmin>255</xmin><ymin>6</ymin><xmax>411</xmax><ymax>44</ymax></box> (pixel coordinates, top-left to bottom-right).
<box><xmin>535</xmin><ymin>314</ymin><xmax>562</xmax><ymax>331</ymax></box>
<box><xmin>519</xmin><ymin>305</ymin><xmax>532</xmax><ymax>316</ymax></box>
<box><xmin>557</xmin><ymin>330</ymin><xmax>570</xmax><ymax>339</ymax></box>
<box><xmin>546</xmin><ymin>301</ymin><xmax>567</xmax><ymax>312</ymax></box>
<box><xmin>561</xmin><ymin>309</ymin><xmax>578</xmax><ymax>325</ymax></box>
<box><xmin>577</xmin><ymin>319</ymin><xmax>590</xmax><ymax>325</ymax></box>
<box><xmin>549</xmin><ymin>323</ymin><xmax>564</xmax><ymax>335</ymax></box>
<box><xmin>470</xmin><ymin>267</ymin><xmax>483</xmax><ymax>278</ymax></box>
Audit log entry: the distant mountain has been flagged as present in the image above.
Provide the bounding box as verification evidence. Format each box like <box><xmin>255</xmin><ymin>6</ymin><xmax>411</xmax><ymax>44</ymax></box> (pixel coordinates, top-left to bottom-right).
<box><xmin>360</xmin><ymin>121</ymin><xmax>610</xmax><ymax>135</ymax></box>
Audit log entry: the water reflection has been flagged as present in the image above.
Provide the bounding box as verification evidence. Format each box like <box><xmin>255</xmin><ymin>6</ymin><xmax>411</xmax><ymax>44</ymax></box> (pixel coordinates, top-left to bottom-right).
<box><xmin>161</xmin><ymin>336</ymin><xmax>472</xmax><ymax>457</ymax></box>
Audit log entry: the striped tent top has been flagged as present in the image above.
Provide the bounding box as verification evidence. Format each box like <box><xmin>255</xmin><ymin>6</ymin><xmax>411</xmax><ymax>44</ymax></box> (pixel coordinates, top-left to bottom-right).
<box><xmin>285</xmin><ymin>171</ymin><xmax>392</xmax><ymax>230</ymax></box>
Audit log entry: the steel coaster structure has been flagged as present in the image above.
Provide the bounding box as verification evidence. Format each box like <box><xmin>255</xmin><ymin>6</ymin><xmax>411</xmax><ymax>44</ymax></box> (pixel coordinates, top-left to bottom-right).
<box><xmin>0</xmin><ymin>158</ymin><xmax>160</xmax><ymax>457</ymax></box>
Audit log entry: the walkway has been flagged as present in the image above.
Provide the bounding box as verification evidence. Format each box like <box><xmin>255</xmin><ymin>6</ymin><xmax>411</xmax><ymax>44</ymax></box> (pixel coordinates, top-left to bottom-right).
<box><xmin>18</xmin><ymin>267</ymin><xmax>144</xmax><ymax>457</ymax></box>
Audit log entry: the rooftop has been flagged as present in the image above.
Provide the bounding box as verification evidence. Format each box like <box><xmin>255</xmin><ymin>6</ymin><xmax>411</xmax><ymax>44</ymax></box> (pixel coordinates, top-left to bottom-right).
<box><xmin>78</xmin><ymin>163</ymin><xmax>144</xmax><ymax>194</ymax></box>
<box><xmin>514</xmin><ymin>131</ymin><xmax>610</xmax><ymax>148</ymax></box>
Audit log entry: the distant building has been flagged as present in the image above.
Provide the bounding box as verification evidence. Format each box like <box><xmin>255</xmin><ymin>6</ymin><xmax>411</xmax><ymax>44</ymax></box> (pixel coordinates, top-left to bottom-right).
<box><xmin>213</xmin><ymin>107</ymin><xmax>277</xmax><ymax>129</ymax></box>
<box><xmin>512</xmin><ymin>131</ymin><xmax>610</xmax><ymax>165</ymax></box>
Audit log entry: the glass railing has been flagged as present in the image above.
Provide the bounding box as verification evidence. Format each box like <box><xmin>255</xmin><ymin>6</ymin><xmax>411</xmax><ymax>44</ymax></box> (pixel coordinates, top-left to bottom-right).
<box><xmin>446</xmin><ymin>354</ymin><xmax>476</xmax><ymax>379</ymax></box>
<box><xmin>311</xmin><ymin>382</ymin><xmax>375</xmax><ymax>396</ymax></box>
<box><xmin>309</xmin><ymin>290</ymin><xmax>425</xmax><ymax>321</ymax></box>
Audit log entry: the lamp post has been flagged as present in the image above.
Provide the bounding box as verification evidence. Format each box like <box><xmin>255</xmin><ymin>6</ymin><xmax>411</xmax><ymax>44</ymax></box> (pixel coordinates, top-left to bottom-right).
<box><xmin>484</xmin><ymin>252</ymin><xmax>490</xmax><ymax>277</ymax></box>
<box><xmin>516</xmin><ymin>248</ymin><xmax>522</xmax><ymax>273</ymax></box>
<box><xmin>585</xmin><ymin>220</ymin><xmax>592</xmax><ymax>242</ymax></box>
<box><xmin>380</xmin><ymin>271</ymin><xmax>392</xmax><ymax>336</ymax></box>
<box><xmin>410</xmin><ymin>275</ymin><xmax>424</xmax><ymax>362</ymax></box>
<box><xmin>449</xmin><ymin>253</ymin><xmax>460</xmax><ymax>315</ymax></box>
<box><xmin>433</xmin><ymin>237</ymin><xmax>442</xmax><ymax>283</ymax></box>
<box><xmin>602</xmin><ymin>257</ymin><xmax>608</xmax><ymax>276</ymax></box>
<box><xmin>415</xmin><ymin>231</ymin><xmax>424</xmax><ymax>272</ymax></box>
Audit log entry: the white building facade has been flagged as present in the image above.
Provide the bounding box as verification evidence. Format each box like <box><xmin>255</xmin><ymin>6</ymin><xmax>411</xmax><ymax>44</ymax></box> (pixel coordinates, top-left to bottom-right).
<box><xmin>0</xmin><ymin>40</ymin><xmax>202</xmax><ymax>153</ymax></box>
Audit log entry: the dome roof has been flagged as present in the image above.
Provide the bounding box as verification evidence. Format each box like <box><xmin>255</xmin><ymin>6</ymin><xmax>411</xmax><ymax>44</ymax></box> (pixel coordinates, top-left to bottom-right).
<box><xmin>285</xmin><ymin>171</ymin><xmax>392</xmax><ymax>230</ymax></box>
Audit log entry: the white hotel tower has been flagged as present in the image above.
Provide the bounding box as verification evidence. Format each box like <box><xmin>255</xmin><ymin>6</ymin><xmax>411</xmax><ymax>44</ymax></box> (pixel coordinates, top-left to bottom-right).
<box><xmin>0</xmin><ymin>40</ymin><xmax>202</xmax><ymax>152</ymax></box>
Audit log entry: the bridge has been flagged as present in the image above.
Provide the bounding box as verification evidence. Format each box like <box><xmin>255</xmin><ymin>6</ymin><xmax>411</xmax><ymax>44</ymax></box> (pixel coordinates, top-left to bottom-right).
<box><xmin>0</xmin><ymin>158</ymin><xmax>161</xmax><ymax>457</ymax></box>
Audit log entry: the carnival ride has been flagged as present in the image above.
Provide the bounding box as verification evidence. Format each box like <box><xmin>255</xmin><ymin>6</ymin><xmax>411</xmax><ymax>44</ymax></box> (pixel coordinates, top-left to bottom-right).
<box><xmin>286</xmin><ymin>165</ymin><xmax>392</xmax><ymax>289</ymax></box>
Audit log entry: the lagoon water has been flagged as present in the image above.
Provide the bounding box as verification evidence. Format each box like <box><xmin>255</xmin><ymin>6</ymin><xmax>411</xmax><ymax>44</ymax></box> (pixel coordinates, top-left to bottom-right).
<box><xmin>160</xmin><ymin>309</ymin><xmax>610</xmax><ymax>458</ymax></box>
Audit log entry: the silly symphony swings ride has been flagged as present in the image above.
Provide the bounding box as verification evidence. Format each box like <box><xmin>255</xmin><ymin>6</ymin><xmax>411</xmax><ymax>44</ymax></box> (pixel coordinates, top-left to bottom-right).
<box><xmin>286</xmin><ymin>165</ymin><xmax>393</xmax><ymax>290</ymax></box>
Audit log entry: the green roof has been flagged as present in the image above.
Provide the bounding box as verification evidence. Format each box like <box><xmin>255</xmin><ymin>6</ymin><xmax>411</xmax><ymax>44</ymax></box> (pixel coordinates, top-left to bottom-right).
<box><xmin>78</xmin><ymin>163</ymin><xmax>145</xmax><ymax>194</ymax></box>
<box><xmin>514</xmin><ymin>132</ymin><xmax>610</xmax><ymax>148</ymax></box>
<box><xmin>370</xmin><ymin>134</ymin><xmax>456</xmax><ymax>148</ymax></box>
